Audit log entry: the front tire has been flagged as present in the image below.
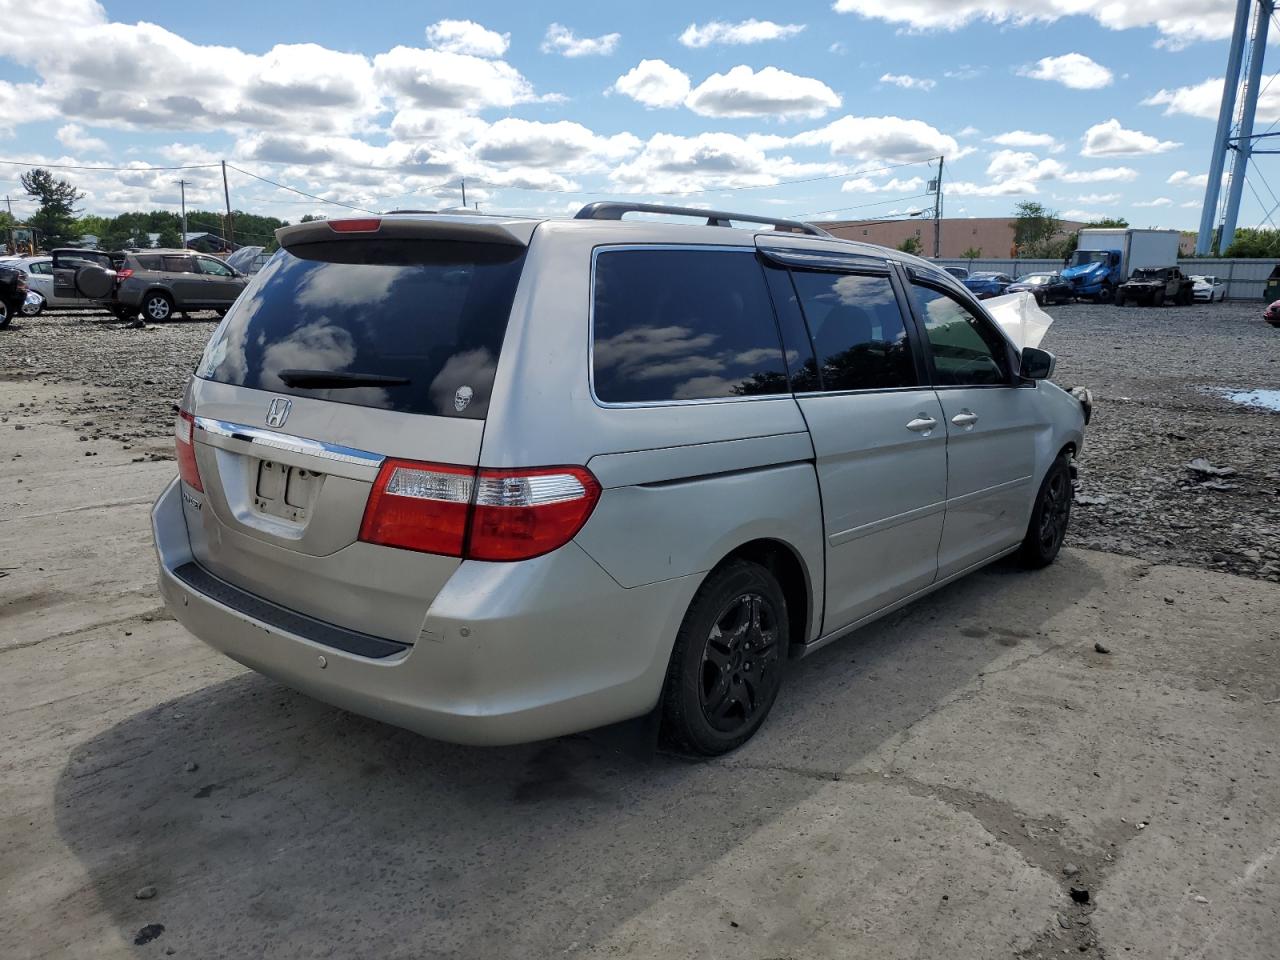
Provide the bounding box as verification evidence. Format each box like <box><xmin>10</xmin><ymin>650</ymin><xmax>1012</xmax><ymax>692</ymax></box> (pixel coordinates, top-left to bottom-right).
<box><xmin>1096</xmin><ymin>283</ymin><xmax>1114</xmax><ymax>304</ymax></box>
<box><xmin>143</xmin><ymin>291</ymin><xmax>174</xmax><ymax>322</ymax></box>
<box><xmin>1017</xmin><ymin>456</ymin><xmax>1073</xmax><ymax>568</ymax></box>
<box><xmin>21</xmin><ymin>294</ymin><xmax>43</xmax><ymax>316</ymax></box>
<box><xmin>661</xmin><ymin>560</ymin><xmax>788</xmax><ymax>756</ymax></box>
<box><xmin>0</xmin><ymin>300</ymin><xmax>10</xmax><ymax>329</ymax></box>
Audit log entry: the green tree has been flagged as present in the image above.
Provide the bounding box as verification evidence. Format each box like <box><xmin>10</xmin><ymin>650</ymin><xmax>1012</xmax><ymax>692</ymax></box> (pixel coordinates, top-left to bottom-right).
<box><xmin>155</xmin><ymin>224</ymin><xmax>183</xmax><ymax>249</ymax></box>
<box><xmin>1224</xmin><ymin>227</ymin><xmax>1280</xmax><ymax>258</ymax></box>
<box><xmin>21</xmin><ymin>168</ymin><xmax>86</xmax><ymax>247</ymax></box>
<box><xmin>1013</xmin><ymin>202</ymin><xmax>1068</xmax><ymax>258</ymax></box>
<box><xmin>960</xmin><ymin>246</ymin><xmax>982</xmax><ymax>259</ymax></box>
<box><xmin>1086</xmin><ymin>217</ymin><xmax>1129</xmax><ymax>229</ymax></box>
<box><xmin>896</xmin><ymin>234</ymin><xmax>922</xmax><ymax>255</ymax></box>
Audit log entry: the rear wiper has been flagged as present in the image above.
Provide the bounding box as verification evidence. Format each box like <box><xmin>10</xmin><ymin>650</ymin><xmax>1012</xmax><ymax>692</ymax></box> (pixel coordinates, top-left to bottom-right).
<box><xmin>277</xmin><ymin>369</ymin><xmax>410</xmax><ymax>389</ymax></box>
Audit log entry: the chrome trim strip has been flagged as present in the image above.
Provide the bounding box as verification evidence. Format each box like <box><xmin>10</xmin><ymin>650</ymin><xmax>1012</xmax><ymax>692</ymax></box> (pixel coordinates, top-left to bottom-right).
<box><xmin>828</xmin><ymin>500</ymin><xmax>947</xmax><ymax>547</ymax></box>
<box><xmin>193</xmin><ymin>417</ymin><xmax>385</xmax><ymax>468</ymax></box>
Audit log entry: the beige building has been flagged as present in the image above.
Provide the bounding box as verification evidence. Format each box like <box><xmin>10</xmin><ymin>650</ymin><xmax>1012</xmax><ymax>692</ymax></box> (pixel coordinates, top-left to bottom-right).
<box><xmin>815</xmin><ymin>217</ymin><xmax>1087</xmax><ymax>259</ymax></box>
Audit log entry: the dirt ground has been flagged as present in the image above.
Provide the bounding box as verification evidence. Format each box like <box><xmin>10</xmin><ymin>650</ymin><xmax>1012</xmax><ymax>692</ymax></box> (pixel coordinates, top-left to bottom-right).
<box><xmin>2</xmin><ymin>301</ymin><xmax>1279</xmax><ymax>959</ymax></box>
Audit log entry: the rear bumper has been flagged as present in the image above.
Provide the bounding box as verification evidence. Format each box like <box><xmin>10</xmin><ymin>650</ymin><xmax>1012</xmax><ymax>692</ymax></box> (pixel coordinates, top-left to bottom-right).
<box><xmin>152</xmin><ymin>479</ymin><xmax>699</xmax><ymax>745</ymax></box>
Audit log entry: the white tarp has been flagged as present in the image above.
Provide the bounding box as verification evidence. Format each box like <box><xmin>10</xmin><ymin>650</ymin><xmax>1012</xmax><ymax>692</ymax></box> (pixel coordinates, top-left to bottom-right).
<box><xmin>983</xmin><ymin>291</ymin><xmax>1054</xmax><ymax>350</ymax></box>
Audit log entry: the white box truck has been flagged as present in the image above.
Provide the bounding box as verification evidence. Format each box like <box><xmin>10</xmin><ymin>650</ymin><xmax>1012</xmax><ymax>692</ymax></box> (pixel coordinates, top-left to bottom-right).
<box><xmin>1061</xmin><ymin>228</ymin><xmax>1182</xmax><ymax>301</ymax></box>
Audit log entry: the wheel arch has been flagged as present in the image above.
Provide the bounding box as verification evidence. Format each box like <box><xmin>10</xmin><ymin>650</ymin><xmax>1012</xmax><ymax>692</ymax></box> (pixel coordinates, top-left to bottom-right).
<box><xmin>710</xmin><ymin>537</ymin><xmax>815</xmax><ymax>655</ymax></box>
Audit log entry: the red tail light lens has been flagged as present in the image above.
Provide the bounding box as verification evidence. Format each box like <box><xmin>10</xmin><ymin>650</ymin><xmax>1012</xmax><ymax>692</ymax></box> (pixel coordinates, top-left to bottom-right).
<box><xmin>359</xmin><ymin>460</ymin><xmax>474</xmax><ymax>556</ymax></box>
<box><xmin>358</xmin><ymin>461</ymin><xmax>600</xmax><ymax>561</ymax></box>
<box><xmin>329</xmin><ymin>218</ymin><xmax>382</xmax><ymax>233</ymax></box>
<box><xmin>117</xmin><ymin>268</ymin><xmax>134</xmax><ymax>280</ymax></box>
<box><xmin>174</xmin><ymin>410</ymin><xmax>203</xmax><ymax>492</ymax></box>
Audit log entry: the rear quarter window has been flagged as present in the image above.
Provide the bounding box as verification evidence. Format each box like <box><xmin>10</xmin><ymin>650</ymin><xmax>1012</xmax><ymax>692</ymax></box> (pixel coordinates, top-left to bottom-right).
<box><xmin>591</xmin><ymin>247</ymin><xmax>790</xmax><ymax>403</ymax></box>
<box><xmin>197</xmin><ymin>239</ymin><xmax>525</xmax><ymax>418</ymax></box>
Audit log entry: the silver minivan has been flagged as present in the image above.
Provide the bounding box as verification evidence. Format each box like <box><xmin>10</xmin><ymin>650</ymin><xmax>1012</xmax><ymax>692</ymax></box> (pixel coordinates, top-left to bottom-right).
<box><xmin>152</xmin><ymin>204</ymin><xmax>1087</xmax><ymax>755</ymax></box>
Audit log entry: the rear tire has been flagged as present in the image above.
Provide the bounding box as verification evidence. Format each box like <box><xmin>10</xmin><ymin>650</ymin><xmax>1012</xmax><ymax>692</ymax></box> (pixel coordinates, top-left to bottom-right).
<box><xmin>0</xmin><ymin>300</ymin><xmax>10</xmax><ymax>329</ymax></box>
<box><xmin>1017</xmin><ymin>456</ymin><xmax>1073</xmax><ymax>569</ymax></box>
<box><xmin>661</xmin><ymin>560</ymin><xmax>789</xmax><ymax>756</ymax></box>
<box><xmin>143</xmin><ymin>291</ymin><xmax>174</xmax><ymax>322</ymax></box>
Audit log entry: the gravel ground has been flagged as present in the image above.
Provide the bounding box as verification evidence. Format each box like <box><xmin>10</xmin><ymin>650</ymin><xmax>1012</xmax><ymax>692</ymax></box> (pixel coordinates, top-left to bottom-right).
<box><xmin>2</xmin><ymin>298</ymin><xmax>1278</xmax><ymax>579</ymax></box>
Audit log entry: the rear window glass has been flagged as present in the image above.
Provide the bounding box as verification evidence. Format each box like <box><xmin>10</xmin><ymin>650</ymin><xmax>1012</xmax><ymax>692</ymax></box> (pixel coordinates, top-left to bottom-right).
<box><xmin>592</xmin><ymin>248</ymin><xmax>789</xmax><ymax>403</ymax></box>
<box><xmin>196</xmin><ymin>239</ymin><xmax>525</xmax><ymax>418</ymax></box>
<box><xmin>133</xmin><ymin>255</ymin><xmax>162</xmax><ymax>270</ymax></box>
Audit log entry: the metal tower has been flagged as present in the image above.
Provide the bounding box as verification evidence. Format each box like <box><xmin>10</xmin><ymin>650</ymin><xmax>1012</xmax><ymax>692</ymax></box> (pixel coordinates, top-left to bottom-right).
<box><xmin>1197</xmin><ymin>0</ymin><xmax>1275</xmax><ymax>255</ymax></box>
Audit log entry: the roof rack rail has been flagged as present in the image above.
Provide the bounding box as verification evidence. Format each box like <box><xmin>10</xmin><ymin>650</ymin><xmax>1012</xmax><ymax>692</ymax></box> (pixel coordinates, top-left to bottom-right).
<box><xmin>573</xmin><ymin>201</ymin><xmax>831</xmax><ymax>237</ymax></box>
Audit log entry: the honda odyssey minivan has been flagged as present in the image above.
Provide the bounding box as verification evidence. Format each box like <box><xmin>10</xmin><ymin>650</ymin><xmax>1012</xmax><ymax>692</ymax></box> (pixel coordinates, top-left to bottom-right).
<box><xmin>152</xmin><ymin>203</ymin><xmax>1087</xmax><ymax>755</ymax></box>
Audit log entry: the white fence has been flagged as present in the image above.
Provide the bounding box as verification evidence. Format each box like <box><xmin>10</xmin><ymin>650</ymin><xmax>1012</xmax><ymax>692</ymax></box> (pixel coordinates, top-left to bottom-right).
<box><xmin>930</xmin><ymin>257</ymin><xmax>1278</xmax><ymax>301</ymax></box>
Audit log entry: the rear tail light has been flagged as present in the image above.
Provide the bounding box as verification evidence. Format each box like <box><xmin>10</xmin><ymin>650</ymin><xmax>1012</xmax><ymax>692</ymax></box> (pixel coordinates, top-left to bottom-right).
<box><xmin>359</xmin><ymin>461</ymin><xmax>600</xmax><ymax>562</ymax></box>
<box><xmin>117</xmin><ymin>268</ymin><xmax>134</xmax><ymax>280</ymax></box>
<box><xmin>174</xmin><ymin>409</ymin><xmax>203</xmax><ymax>492</ymax></box>
<box><xmin>329</xmin><ymin>218</ymin><xmax>382</xmax><ymax>233</ymax></box>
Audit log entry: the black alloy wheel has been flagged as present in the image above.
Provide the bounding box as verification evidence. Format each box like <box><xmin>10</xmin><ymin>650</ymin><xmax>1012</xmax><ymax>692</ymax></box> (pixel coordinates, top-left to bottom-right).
<box><xmin>662</xmin><ymin>560</ymin><xmax>789</xmax><ymax>755</ymax></box>
<box><xmin>1018</xmin><ymin>455</ymin><xmax>1073</xmax><ymax>568</ymax></box>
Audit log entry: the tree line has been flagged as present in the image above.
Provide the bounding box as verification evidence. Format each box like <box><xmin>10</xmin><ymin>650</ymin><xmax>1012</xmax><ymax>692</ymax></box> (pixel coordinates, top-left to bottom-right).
<box><xmin>8</xmin><ymin>167</ymin><xmax>325</xmax><ymax>253</ymax></box>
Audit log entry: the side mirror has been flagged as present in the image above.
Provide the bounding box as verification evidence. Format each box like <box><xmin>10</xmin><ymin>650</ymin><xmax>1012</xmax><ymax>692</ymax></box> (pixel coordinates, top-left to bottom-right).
<box><xmin>1020</xmin><ymin>347</ymin><xmax>1055</xmax><ymax>381</ymax></box>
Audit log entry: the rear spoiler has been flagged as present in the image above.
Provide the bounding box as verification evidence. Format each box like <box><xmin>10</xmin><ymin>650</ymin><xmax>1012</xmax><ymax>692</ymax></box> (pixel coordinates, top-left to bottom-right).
<box><xmin>276</xmin><ymin>214</ymin><xmax>538</xmax><ymax>250</ymax></box>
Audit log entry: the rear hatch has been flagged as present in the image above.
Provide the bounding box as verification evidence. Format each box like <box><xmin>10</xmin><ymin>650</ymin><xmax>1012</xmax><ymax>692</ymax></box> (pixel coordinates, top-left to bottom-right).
<box><xmin>178</xmin><ymin>216</ymin><xmax>535</xmax><ymax>646</ymax></box>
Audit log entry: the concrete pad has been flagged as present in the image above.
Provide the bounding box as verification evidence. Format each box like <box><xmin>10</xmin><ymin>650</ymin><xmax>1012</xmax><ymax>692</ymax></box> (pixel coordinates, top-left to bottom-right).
<box><xmin>1</xmin><ymin>377</ymin><xmax>1278</xmax><ymax>960</ymax></box>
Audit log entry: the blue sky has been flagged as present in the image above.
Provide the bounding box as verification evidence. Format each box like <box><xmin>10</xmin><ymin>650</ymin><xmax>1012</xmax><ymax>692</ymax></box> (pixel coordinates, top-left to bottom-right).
<box><xmin>0</xmin><ymin>0</ymin><xmax>1260</xmax><ymax>230</ymax></box>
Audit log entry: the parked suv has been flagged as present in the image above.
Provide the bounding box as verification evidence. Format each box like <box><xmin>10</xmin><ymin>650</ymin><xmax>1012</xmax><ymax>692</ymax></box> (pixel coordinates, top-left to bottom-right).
<box><xmin>152</xmin><ymin>204</ymin><xmax>1088</xmax><ymax>755</ymax></box>
<box><xmin>0</xmin><ymin>261</ymin><xmax>29</xmax><ymax>327</ymax></box>
<box><xmin>116</xmin><ymin>249</ymin><xmax>249</xmax><ymax>321</ymax></box>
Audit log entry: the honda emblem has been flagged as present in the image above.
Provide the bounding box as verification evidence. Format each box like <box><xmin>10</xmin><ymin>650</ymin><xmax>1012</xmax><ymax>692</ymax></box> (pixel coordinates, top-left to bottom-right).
<box><xmin>265</xmin><ymin>397</ymin><xmax>292</xmax><ymax>428</ymax></box>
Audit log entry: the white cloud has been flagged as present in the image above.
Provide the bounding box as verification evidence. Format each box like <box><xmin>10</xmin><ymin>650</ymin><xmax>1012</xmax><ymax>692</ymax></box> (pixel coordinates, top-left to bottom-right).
<box><xmin>840</xmin><ymin>175</ymin><xmax>926</xmax><ymax>192</ymax></box>
<box><xmin>612</xmin><ymin>59</ymin><xmax>691</xmax><ymax>108</ymax></box>
<box><xmin>1018</xmin><ymin>53</ymin><xmax>1113</xmax><ymax>90</ymax></box>
<box><xmin>1074</xmin><ymin>192</ymin><xmax>1120</xmax><ymax>204</ymax></box>
<box><xmin>1167</xmin><ymin>170</ymin><xmax>1209</xmax><ymax>188</ymax></box>
<box><xmin>1061</xmin><ymin>209</ymin><xmax>1103</xmax><ymax>221</ymax></box>
<box><xmin>608</xmin><ymin>131</ymin><xmax>841</xmax><ymax>194</ymax></box>
<box><xmin>685</xmin><ymin>65</ymin><xmax>841</xmax><ymax>119</ymax></box>
<box><xmin>988</xmin><ymin>130</ymin><xmax>1061</xmax><ymax>151</ymax></box>
<box><xmin>1179</xmin><ymin>200</ymin><xmax>1200</xmax><ymax>208</ymax></box>
<box><xmin>472</xmin><ymin>118</ymin><xmax>640</xmax><ymax>172</ymax></box>
<box><xmin>680</xmin><ymin>19</ymin><xmax>805</xmax><ymax>47</ymax></box>
<box><xmin>1145</xmin><ymin>75</ymin><xmax>1280</xmax><ymax>123</ymax></box>
<box><xmin>542</xmin><ymin>24</ymin><xmax>621</xmax><ymax>57</ymax></box>
<box><xmin>374</xmin><ymin>47</ymin><xmax>537</xmax><ymax>111</ymax></box>
<box><xmin>1082</xmin><ymin>119</ymin><xmax>1180</xmax><ymax>157</ymax></box>
<box><xmin>830</xmin><ymin>0</ymin><xmax>1237</xmax><ymax>47</ymax></box>
<box><xmin>1061</xmin><ymin>166</ymin><xmax>1139</xmax><ymax>183</ymax></box>
<box><xmin>956</xmin><ymin>126</ymin><xmax>980</xmax><ymax>138</ymax></box>
<box><xmin>985</xmin><ymin>150</ymin><xmax>1065</xmax><ymax>181</ymax></box>
<box><xmin>56</xmin><ymin>122</ymin><xmax>107</xmax><ymax>153</ymax></box>
<box><xmin>829</xmin><ymin>41</ymin><xmax>848</xmax><ymax>54</ymax></box>
<box><xmin>1134</xmin><ymin>197</ymin><xmax>1173</xmax><ymax>207</ymax></box>
<box><xmin>880</xmin><ymin>73</ymin><xmax>936</xmax><ymax>91</ymax></box>
<box><xmin>948</xmin><ymin>179</ymin><xmax>1038</xmax><ymax>196</ymax></box>
<box><xmin>944</xmin><ymin>66</ymin><xmax>985</xmax><ymax>80</ymax></box>
<box><xmin>425</xmin><ymin>19</ymin><xmax>509</xmax><ymax>58</ymax></box>
<box><xmin>793</xmin><ymin>115</ymin><xmax>958</xmax><ymax>161</ymax></box>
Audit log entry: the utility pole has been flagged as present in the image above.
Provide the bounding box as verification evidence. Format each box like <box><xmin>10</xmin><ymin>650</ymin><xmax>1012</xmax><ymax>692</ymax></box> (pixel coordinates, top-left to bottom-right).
<box><xmin>1220</xmin><ymin>0</ymin><xmax>1273</xmax><ymax>254</ymax></box>
<box><xmin>460</xmin><ymin>178</ymin><xmax>467</xmax><ymax>207</ymax></box>
<box><xmin>221</xmin><ymin>161</ymin><xmax>235</xmax><ymax>250</ymax></box>
<box><xmin>930</xmin><ymin>156</ymin><xmax>945</xmax><ymax>258</ymax></box>
<box><xmin>3</xmin><ymin>195</ymin><xmax>12</xmax><ymax>253</ymax></box>
<box><xmin>175</xmin><ymin>179</ymin><xmax>190</xmax><ymax>249</ymax></box>
<box><xmin>1197</xmin><ymin>0</ymin><xmax>1252</xmax><ymax>254</ymax></box>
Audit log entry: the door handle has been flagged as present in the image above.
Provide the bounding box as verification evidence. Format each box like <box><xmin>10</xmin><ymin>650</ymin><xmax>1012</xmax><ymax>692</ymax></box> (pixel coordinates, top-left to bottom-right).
<box><xmin>951</xmin><ymin>411</ymin><xmax>979</xmax><ymax>427</ymax></box>
<box><xmin>906</xmin><ymin>416</ymin><xmax>938</xmax><ymax>433</ymax></box>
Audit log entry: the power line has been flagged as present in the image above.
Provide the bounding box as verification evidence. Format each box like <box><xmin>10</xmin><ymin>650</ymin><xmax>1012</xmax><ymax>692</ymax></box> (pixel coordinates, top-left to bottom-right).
<box><xmin>226</xmin><ymin>163</ymin><xmax>380</xmax><ymax>214</ymax></box>
<box><xmin>0</xmin><ymin>158</ymin><xmax>220</xmax><ymax>172</ymax></box>
<box><xmin>795</xmin><ymin>192</ymin><xmax>936</xmax><ymax>219</ymax></box>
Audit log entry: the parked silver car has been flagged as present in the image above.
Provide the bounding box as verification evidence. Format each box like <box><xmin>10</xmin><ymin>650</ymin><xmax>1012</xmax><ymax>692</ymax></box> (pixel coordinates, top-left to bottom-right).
<box><xmin>152</xmin><ymin>204</ymin><xmax>1087</xmax><ymax>754</ymax></box>
<box><xmin>15</xmin><ymin>256</ymin><xmax>102</xmax><ymax>313</ymax></box>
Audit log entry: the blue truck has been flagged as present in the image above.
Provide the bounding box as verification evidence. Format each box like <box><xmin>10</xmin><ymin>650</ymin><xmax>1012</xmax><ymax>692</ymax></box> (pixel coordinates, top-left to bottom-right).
<box><xmin>1061</xmin><ymin>228</ymin><xmax>1182</xmax><ymax>303</ymax></box>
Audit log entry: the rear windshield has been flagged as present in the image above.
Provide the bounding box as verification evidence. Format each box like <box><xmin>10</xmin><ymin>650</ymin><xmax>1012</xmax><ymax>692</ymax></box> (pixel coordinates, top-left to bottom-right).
<box><xmin>196</xmin><ymin>239</ymin><xmax>526</xmax><ymax>418</ymax></box>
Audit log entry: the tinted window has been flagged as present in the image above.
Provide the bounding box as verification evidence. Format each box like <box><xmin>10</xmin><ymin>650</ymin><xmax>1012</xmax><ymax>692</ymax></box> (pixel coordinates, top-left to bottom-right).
<box><xmin>592</xmin><ymin>248</ymin><xmax>788</xmax><ymax>403</ymax></box>
<box><xmin>134</xmin><ymin>255</ymin><xmax>162</xmax><ymax>270</ymax></box>
<box><xmin>909</xmin><ymin>284</ymin><xmax>1010</xmax><ymax>386</ymax></box>
<box><xmin>762</xmin><ymin>266</ymin><xmax>819</xmax><ymax>392</ymax></box>
<box><xmin>197</xmin><ymin>239</ymin><xmax>526</xmax><ymax>418</ymax></box>
<box><xmin>27</xmin><ymin>260</ymin><xmax>51</xmax><ymax>275</ymax></box>
<box><xmin>790</xmin><ymin>271</ymin><xmax>916</xmax><ymax>392</ymax></box>
<box><xmin>197</xmin><ymin>256</ymin><xmax>233</xmax><ymax>277</ymax></box>
<box><xmin>162</xmin><ymin>255</ymin><xmax>195</xmax><ymax>273</ymax></box>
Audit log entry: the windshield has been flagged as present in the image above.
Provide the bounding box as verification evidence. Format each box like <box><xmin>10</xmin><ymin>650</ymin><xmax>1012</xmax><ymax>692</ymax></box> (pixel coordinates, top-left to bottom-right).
<box><xmin>1131</xmin><ymin>269</ymin><xmax>1163</xmax><ymax>280</ymax></box>
<box><xmin>197</xmin><ymin>239</ymin><xmax>526</xmax><ymax>419</ymax></box>
<box><xmin>1069</xmin><ymin>250</ymin><xmax>1111</xmax><ymax>267</ymax></box>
